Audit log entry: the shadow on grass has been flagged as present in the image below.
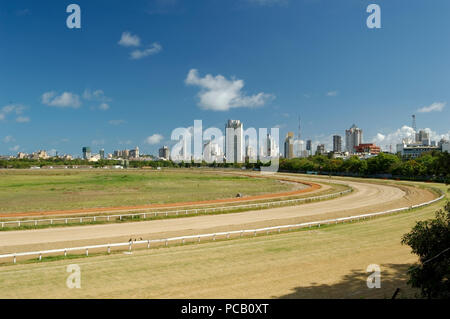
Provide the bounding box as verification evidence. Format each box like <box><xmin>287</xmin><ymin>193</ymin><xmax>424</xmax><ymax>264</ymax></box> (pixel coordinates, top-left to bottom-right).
<box><xmin>278</xmin><ymin>263</ymin><xmax>421</xmax><ymax>299</ymax></box>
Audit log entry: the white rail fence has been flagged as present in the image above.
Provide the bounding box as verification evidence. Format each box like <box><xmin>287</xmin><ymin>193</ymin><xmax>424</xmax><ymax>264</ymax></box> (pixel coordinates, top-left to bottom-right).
<box><xmin>0</xmin><ymin>194</ymin><xmax>445</xmax><ymax>264</ymax></box>
<box><xmin>0</xmin><ymin>189</ymin><xmax>353</xmax><ymax>229</ymax></box>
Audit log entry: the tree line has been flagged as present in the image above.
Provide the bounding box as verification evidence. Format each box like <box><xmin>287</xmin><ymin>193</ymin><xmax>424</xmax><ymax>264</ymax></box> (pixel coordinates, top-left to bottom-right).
<box><xmin>1</xmin><ymin>151</ymin><xmax>449</xmax><ymax>182</ymax></box>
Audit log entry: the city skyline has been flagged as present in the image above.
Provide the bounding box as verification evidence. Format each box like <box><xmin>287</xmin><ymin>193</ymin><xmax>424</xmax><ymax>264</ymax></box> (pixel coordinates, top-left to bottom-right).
<box><xmin>1</xmin><ymin>1</ymin><xmax>450</xmax><ymax>156</ymax></box>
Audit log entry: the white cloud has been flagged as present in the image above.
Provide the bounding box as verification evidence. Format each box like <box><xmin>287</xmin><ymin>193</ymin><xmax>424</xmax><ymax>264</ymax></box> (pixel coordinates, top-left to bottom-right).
<box><xmin>2</xmin><ymin>104</ymin><xmax>25</xmax><ymax>115</ymax></box>
<box><xmin>42</xmin><ymin>91</ymin><xmax>81</xmax><ymax>108</ymax></box>
<box><xmin>16</xmin><ymin>116</ymin><xmax>30</xmax><ymax>123</ymax></box>
<box><xmin>417</xmin><ymin>102</ymin><xmax>445</xmax><ymax>113</ymax></box>
<box><xmin>118</xmin><ymin>32</ymin><xmax>141</xmax><ymax>47</ymax></box>
<box><xmin>2</xmin><ymin>135</ymin><xmax>14</xmax><ymax>143</ymax></box>
<box><xmin>371</xmin><ymin>125</ymin><xmax>450</xmax><ymax>151</ymax></box>
<box><xmin>185</xmin><ymin>69</ymin><xmax>274</xmax><ymax>111</ymax></box>
<box><xmin>145</xmin><ymin>134</ymin><xmax>164</xmax><ymax>145</ymax></box>
<box><xmin>99</xmin><ymin>103</ymin><xmax>110</xmax><ymax>111</ymax></box>
<box><xmin>83</xmin><ymin>89</ymin><xmax>107</xmax><ymax>101</ymax></box>
<box><xmin>83</xmin><ymin>89</ymin><xmax>112</xmax><ymax>111</ymax></box>
<box><xmin>326</xmin><ymin>90</ymin><xmax>339</xmax><ymax>97</ymax></box>
<box><xmin>0</xmin><ymin>104</ymin><xmax>27</xmax><ymax>121</ymax></box>
<box><xmin>130</xmin><ymin>43</ymin><xmax>162</xmax><ymax>60</ymax></box>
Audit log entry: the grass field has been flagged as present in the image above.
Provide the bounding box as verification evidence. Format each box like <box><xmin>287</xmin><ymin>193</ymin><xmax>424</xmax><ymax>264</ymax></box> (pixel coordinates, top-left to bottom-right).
<box><xmin>0</xmin><ymin>169</ymin><xmax>293</xmax><ymax>213</ymax></box>
<box><xmin>0</xmin><ymin>183</ymin><xmax>446</xmax><ymax>299</ymax></box>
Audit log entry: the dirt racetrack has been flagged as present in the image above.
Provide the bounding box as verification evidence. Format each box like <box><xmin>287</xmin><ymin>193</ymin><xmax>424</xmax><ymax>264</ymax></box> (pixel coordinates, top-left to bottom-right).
<box><xmin>0</xmin><ymin>176</ymin><xmax>437</xmax><ymax>255</ymax></box>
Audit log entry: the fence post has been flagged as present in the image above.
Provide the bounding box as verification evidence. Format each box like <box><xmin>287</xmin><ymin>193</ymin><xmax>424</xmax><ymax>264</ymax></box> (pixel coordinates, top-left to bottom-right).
<box><xmin>94</xmin><ymin>217</ymin><xmax>96</xmax><ymax>222</ymax></box>
<box><xmin>147</xmin><ymin>240</ymin><xmax>150</xmax><ymax>249</ymax></box>
<box><xmin>86</xmin><ymin>248</ymin><xmax>89</xmax><ymax>256</ymax></box>
<box><xmin>129</xmin><ymin>242</ymin><xmax>132</xmax><ymax>252</ymax></box>
<box><xmin>278</xmin><ymin>228</ymin><xmax>281</xmax><ymax>233</ymax></box>
<box><xmin>143</xmin><ymin>213</ymin><xmax>146</xmax><ymax>219</ymax></box>
<box><xmin>39</xmin><ymin>253</ymin><xmax>42</xmax><ymax>261</ymax></box>
<box><xmin>35</xmin><ymin>220</ymin><xmax>38</xmax><ymax>226</ymax></box>
<box><xmin>226</xmin><ymin>233</ymin><xmax>230</xmax><ymax>239</ymax></box>
<box><xmin>254</xmin><ymin>231</ymin><xmax>257</xmax><ymax>237</ymax></box>
<box><xmin>18</xmin><ymin>221</ymin><xmax>21</xmax><ymax>227</ymax></box>
<box><xmin>65</xmin><ymin>219</ymin><xmax>68</xmax><ymax>224</ymax></box>
<box><xmin>182</xmin><ymin>238</ymin><xmax>185</xmax><ymax>245</ymax></box>
<box><xmin>213</xmin><ymin>234</ymin><xmax>216</xmax><ymax>241</ymax></box>
<box><xmin>13</xmin><ymin>255</ymin><xmax>16</xmax><ymax>264</ymax></box>
<box><xmin>107</xmin><ymin>246</ymin><xmax>111</xmax><ymax>254</ymax></box>
<box><xmin>64</xmin><ymin>249</ymin><xmax>67</xmax><ymax>257</ymax></box>
<box><xmin>198</xmin><ymin>236</ymin><xmax>201</xmax><ymax>243</ymax></box>
<box><xmin>165</xmin><ymin>240</ymin><xmax>168</xmax><ymax>247</ymax></box>
<box><xmin>80</xmin><ymin>218</ymin><xmax>83</xmax><ymax>223</ymax></box>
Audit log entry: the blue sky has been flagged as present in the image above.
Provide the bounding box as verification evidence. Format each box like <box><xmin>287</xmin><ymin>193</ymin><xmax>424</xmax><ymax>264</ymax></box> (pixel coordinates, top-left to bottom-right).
<box><xmin>1</xmin><ymin>0</ymin><xmax>449</xmax><ymax>156</ymax></box>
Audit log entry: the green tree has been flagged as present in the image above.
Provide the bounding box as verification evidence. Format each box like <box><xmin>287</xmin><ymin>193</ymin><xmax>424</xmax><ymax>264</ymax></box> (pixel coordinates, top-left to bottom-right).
<box><xmin>401</xmin><ymin>202</ymin><xmax>450</xmax><ymax>299</ymax></box>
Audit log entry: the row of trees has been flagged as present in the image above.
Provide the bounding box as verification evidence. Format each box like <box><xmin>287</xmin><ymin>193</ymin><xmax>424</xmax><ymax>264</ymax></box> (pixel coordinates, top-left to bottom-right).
<box><xmin>1</xmin><ymin>151</ymin><xmax>449</xmax><ymax>181</ymax></box>
<box><xmin>279</xmin><ymin>151</ymin><xmax>450</xmax><ymax>181</ymax></box>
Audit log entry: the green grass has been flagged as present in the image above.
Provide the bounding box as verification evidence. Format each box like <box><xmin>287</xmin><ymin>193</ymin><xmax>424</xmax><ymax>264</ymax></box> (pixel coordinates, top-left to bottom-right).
<box><xmin>0</xmin><ymin>188</ymin><xmax>446</xmax><ymax>299</ymax></box>
<box><xmin>0</xmin><ymin>183</ymin><xmax>351</xmax><ymax>231</ymax></box>
<box><xmin>0</xmin><ymin>169</ymin><xmax>293</xmax><ymax>213</ymax></box>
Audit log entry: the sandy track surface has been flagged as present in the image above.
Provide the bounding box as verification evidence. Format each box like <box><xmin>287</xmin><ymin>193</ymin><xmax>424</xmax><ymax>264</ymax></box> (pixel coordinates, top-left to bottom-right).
<box><xmin>0</xmin><ymin>177</ymin><xmax>436</xmax><ymax>255</ymax></box>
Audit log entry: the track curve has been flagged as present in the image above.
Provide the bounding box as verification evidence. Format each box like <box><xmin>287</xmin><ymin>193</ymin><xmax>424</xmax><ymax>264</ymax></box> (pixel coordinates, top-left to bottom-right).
<box><xmin>0</xmin><ymin>175</ymin><xmax>437</xmax><ymax>254</ymax></box>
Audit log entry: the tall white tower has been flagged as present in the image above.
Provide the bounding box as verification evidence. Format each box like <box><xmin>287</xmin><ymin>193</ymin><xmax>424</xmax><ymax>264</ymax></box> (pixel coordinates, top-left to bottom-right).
<box><xmin>345</xmin><ymin>124</ymin><xmax>363</xmax><ymax>153</ymax></box>
<box><xmin>225</xmin><ymin>120</ymin><xmax>244</xmax><ymax>163</ymax></box>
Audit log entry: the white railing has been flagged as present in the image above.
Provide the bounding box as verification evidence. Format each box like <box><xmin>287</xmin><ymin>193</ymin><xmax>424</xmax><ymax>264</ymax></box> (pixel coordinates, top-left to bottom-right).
<box><xmin>0</xmin><ymin>194</ymin><xmax>444</xmax><ymax>264</ymax></box>
<box><xmin>0</xmin><ymin>189</ymin><xmax>353</xmax><ymax>229</ymax></box>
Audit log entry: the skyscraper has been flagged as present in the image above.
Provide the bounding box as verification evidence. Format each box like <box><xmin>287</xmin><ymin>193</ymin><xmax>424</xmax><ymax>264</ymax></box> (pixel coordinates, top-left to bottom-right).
<box><xmin>345</xmin><ymin>124</ymin><xmax>363</xmax><ymax>153</ymax></box>
<box><xmin>333</xmin><ymin>135</ymin><xmax>342</xmax><ymax>153</ymax></box>
<box><xmin>284</xmin><ymin>132</ymin><xmax>294</xmax><ymax>159</ymax></box>
<box><xmin>129</xmin><ymin>147</ymin><xmax>140</xmax><ymax>158</ymax></box>
<box><xmin>306</xmin><ymin>140</ymin><xmax>312</xmax><ymax>156</ymax></box>
<box><xmin>225</xmin><ymin>120</ymin><xmax>244</xmax><ymax>163</ymax></box>
<box><xmin>316</xmin><ymin>144</ymin><xmax>326</xmax><ymax>155</ymax></box>
<box><xmin>159</xmin><ymin>146</ymin><xmax>170</xmax><ymax>160</ymax></box>
<box><xmin>82</xmin><ymin>147</ymin><xmax>91</xmax><ymax>160</ymax></box>
<box><xmin>415</xmin><ymin>130</ymin><xmax>430</xmax><ymax>146</ymax></box>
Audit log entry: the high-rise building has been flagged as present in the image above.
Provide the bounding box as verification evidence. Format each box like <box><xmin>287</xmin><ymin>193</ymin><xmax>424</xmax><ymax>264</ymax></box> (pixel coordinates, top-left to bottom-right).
<box><xmin>333</xmin><ymin>135</ymin><xmax>342</xmax><ymax>153</ymax></box>
<box><xmin>345</xmin><ymin>124</ymin><xmax>363</xmax><ymax>153</ymax></box>
<box><xmin>82</xmin><ymin>147</ymin><xmax>91</xmax><ymax>160</ymax></box>
<box><xmin>99</xmin><ymin>149</ymin><xmax>105</xmax><ymax>160</ymax></box>
<box><xmin>159</xmin><ymin>146</ymin><xmax>170</xmax><ymax>160</ymax></box>
<box><xmin>245</xmin><ymin>144</ymin><xmax>257</xmax><ymax>161</ymax></box>
<box><xmin>225</xmin><ymin>120</ymin><xmax>244</xmax><ymax>163</ymax></box>
<box><xmin>415</xmin><ymin>130</ymin><xmax>430</xmax><ymax>146</ymax></box>
<box><xmin>316</xmin><ymin>144</ymin><xmax>326</xmax><ymax>155</ymax></box>
<box><xmin>129</xmin><ymin>147</ymin><xmax>140</xmax><ymax>158</ymax></box>
<box><xmin>284</xmin><ymin>132</ymin><xmax>294</xmax><ymax>159</ymax></box>
<box><xmin>306</xmin><ymin>140</ymin><xmax>312</xmax><ymax>156</ymax></box>
<box><xmin>266</xmin><ymin>134</ymin><xmax>278</xmax><ymax>157</ymax></box>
